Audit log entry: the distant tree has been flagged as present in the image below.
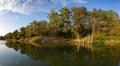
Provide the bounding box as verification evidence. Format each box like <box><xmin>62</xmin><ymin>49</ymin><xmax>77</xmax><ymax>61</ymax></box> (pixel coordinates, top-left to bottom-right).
<box><xmin>13</xmin><ymin>30</ymin><xmax>19</xmax><ymax>39</ymax></box>
<box><xmin>25</xmin><ymin>20</ymin><xmax>39</xmax><ymax>37</ymax></box>
<box><xmin>37</xmin><ymin>20</ymin><xmax>49</xmax><ymax>36</ymax></box>
<box><xmin>0</xmin><ymin>36</ymin><xmax>5</xmax><ymax>40</ymax></box>
<box><xmin>19</xmin><ymin>27</ymin><xmax>26</xmax><ymax>38</ymax></box>
<box><xmin>5</xmin><ymin>33</ymin><xmax>13</xmax><ymax>39</ymax></box>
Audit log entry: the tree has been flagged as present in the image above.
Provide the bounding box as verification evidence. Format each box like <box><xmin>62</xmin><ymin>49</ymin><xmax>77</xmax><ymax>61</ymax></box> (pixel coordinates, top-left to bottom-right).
<box><xmin>48</xmin><ymin>10</ymin><xmax>60</xmax><ymax>37</ymax></box>
<box><xmin>0</xmin><ymin>36</ymin><xmax>5</xmax><ymax>40</ymax></box>
<box><xmin>106</xmin><ymin>10</ymin><xmax>120</xmax><ymax>36</ymax></box>
<box><xmin>25</xmin><ymin>20</ymin><xmax>39</xmax><ymax>37</ymax></box>
<box><xmin>59</xmin><ymin>7</ymin><xmax>72</xmax><ymax>37</ymax></box>
<box><xmin>19</xmin><ymin>27</ymin><xmax>26</xmax><ymax>38</ymax></box>
<box><xmin>5</xmin><ymin>33</ymin><xmax>13</xmax><ymax>39</ymax></box>
<box><xmin>37</xmin><ymin>20</ymin><xmax>49</xmax><ymax>36</ymax></box>
<box><xmin>71</xmin><ymin>6</ymin><xmax>87</xmax><ymax>40</ymax></box>
<box><xmin>4</xmin><ymin>6</ymin><xmax>120</xmax><ymax>42</ymax></box>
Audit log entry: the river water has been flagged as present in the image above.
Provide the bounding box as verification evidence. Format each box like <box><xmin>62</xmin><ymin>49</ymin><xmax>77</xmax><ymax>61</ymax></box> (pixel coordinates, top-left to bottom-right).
<box><xmin>0</xmin><ymin>40</ymin><xmax>120</xmax><ymax>66</ymax></box>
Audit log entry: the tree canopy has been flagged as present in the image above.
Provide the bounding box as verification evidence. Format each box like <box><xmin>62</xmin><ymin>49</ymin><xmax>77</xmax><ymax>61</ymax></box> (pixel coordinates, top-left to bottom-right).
<box><xmin>4</xmin><ymin>7</ymin><xmax>120</xmax><ymax>40</ymax></box>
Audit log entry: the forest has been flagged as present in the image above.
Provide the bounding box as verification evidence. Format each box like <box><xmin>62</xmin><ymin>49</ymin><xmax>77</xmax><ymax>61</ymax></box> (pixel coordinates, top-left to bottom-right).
<box><xmin>3</xmin><ymin>6</ymin><xmax>120</xmax><ymax>43</ymax></box>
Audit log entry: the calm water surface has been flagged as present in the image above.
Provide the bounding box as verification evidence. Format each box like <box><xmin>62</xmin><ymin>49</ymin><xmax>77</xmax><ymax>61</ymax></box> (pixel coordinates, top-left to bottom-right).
<box><xmin>0</xmin><ymin>40</ymin><xmax>120</xmax><ymax>66</ymax></box>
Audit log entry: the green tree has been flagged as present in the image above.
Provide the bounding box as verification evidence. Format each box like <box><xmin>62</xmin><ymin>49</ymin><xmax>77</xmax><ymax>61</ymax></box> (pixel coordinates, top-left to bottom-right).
<box><xmin>48</xmin><ymin>10</ymin><xmax>60</xmax><ymax>37</ymax></box>
<box><xmin>0</xmin><ymin>36</ymin><xmax>5</xmax><ymax>40</ymax></box>
<box><xmin>19</xmin><ymin>27</ymin><xmax>26</xmax><ymax>38</ymax></box>
<box><xmin>71</xmin><ymin>6</ymin><xmax>87</xmax><ymax>40</ymax></box>
<box><xmin>5</xmin><ymin>33</ymin><xmax>13</xmax><ymax>39</ymax></box>
<box><xmin>12</xmin><ymin>30</ymin><xmax>19</xmax><ymax>39</ymax></box>
<box><xmin>106</xmin><ymin>10</ymin><xmax>120</xmax><ymax>36</ymax></box>
<box><xmin>59</xmin><ymin>7</ymin><xmax>72</xmax><ymax>37</ymax></box>
<box><xmin>37</xmin><ymin>20</ymin><xmax>49</xmax><ymax>36</ymax></box>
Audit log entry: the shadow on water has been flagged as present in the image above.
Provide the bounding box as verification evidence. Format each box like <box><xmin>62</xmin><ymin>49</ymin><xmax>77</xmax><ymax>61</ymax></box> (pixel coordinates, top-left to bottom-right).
<box><xmin>5</xmin><ymin>41</ymin><xmax>120</xmax><ymax>66</ymax></box>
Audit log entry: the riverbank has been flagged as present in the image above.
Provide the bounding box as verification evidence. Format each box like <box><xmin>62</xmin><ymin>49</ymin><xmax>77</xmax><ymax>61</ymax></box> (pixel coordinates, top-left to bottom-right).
<box><xmin>18</xmin><ymin>36</ymin><xmax>77</xmax><ymax>46</ymax></box>
<box><xmin>4</xmin><ymin>37</ymin><xmax>120</xmax><ymax>66</ymax></box>
<box><xmin>6</xmin><ymin>36</ymin><xmax>120</xmax><ymax>48</ymax></box>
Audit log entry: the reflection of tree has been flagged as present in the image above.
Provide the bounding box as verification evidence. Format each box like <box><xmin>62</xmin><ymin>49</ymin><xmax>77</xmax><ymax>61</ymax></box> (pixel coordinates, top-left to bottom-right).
<box><xmin>5</xmin><ymin>42</ymin><xmax>120</xmax><ymax>66</ymax></box>
<box><xmin>5</xmin><ymin>42</ymin><xmax>77</xmax><ymax>61</ymax></box>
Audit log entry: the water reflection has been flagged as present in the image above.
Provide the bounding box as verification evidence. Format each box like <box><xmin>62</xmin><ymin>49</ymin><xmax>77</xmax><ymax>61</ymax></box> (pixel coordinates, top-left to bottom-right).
<box><xmin>6</xmin><ymin>42</ymin><xmax>76</xmax><ymax>61</ymax></box>
<box><xmin>0</xmin><ymin>41</ymin><xmax>49</xmax><ymax>66</ymax></box>
<box><xmin>4</xmin><ymin>41</ymin><xmax>120</xmax><ymax>66</ymax></box>
<box><xmin>0</xmin><ymin>40</ymin><xmax>6</xmax><ymax>45</ymax></box>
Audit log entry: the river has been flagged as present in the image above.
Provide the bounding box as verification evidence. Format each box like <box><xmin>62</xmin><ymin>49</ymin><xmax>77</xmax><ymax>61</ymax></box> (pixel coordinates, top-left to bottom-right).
<box><xmin>0</xmin><ymin>40</ymin><xmax>120</xmax><ymax>66</ymax></box>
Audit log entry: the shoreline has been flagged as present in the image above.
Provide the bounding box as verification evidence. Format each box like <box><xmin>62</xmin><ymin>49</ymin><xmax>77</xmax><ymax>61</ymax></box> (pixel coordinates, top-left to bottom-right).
<box><xmin>6</xmin><ymin>36</ymin><xmax>120</xmax><ymax>48</ymax></box>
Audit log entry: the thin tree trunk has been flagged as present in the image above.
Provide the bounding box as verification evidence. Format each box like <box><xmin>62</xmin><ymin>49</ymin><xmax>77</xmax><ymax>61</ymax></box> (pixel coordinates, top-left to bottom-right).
<box><xmin>91</xmin><ymin>27</ymin><xmax>94</xmax><ymax>43</ymax></box>
<box><xmin>77</xmin><ymin>35</ymin><xmax>80</xmax><ymax>52</ymax></box>
<box><xmin>77</xmin><ymin>35</ymin><xmax>80</xmax><ymax>44</ymax></box>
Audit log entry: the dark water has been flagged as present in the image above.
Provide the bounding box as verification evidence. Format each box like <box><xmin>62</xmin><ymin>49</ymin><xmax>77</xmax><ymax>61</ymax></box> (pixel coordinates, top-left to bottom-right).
<box><xmin>0</xmin><ymin>40</ymin><xmax>120</xmax><ymax>66</ymax></box>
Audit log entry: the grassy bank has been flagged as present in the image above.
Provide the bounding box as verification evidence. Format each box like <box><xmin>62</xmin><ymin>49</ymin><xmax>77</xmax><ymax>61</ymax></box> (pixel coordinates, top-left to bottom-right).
<box><xmin>93</xmin><ymin>35</ymin><xmax>120</xmax><ymax>45</ymax></box>
<box><xmin>15</xmin><ymin>36</ymin><xmax>75</xmax><ymax>47</ymax></box>
<box><xmin>6</xmin><ymin>35</ymin><xmax>120</xmax><ymax>49</ymax></box>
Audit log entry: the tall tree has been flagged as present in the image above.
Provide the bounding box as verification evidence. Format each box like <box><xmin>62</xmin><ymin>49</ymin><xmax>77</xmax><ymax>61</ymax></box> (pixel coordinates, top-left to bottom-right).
<box><xmin>59</xmin><ymin>7</ymin><xmax>72</xmax><ymax>37</ymax></box>
<box><xmin>107</xmin><ymin>10</ymin><xmax>120</xmax><ymax>36</ymax></box>
<box><xmin>71</xmin><ymin>6</ymin><xmax>87</xmax><ymax>40</ymax></box>
<box><xmin>59</xmin><ymin>7</ymin><xmax>71</xmax><ymax>32</ymax></box>
<box><xmin>49</xmin><ymin>10</ymin><xmax>60</xmax><ymax>37</ymax></box>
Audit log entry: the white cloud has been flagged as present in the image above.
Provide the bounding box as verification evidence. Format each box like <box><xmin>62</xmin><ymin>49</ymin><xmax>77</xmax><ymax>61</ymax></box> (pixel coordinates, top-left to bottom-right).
<box><xmin>0</xmin><ymin>0</ymin><xmax>87</xmax><ymax>15</ymax></box>
<box><xmin>73</xmin><ymin>0</ymin><xmax>87</xmax><ymax>3</ymax></box>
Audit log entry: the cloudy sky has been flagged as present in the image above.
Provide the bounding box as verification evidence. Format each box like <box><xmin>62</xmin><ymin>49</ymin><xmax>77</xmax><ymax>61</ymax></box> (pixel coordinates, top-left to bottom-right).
<box><xmin>0</xmin><ymin>0</ymin><xmax>120</xmax><ymax>36</ymax></box>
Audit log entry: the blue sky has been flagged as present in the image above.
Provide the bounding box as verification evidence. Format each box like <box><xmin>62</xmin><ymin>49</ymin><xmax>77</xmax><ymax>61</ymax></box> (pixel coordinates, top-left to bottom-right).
<box><xmin>0</xmin><ymin>0</ymin><xmax>119</xmax><ymax>36</ymax></box>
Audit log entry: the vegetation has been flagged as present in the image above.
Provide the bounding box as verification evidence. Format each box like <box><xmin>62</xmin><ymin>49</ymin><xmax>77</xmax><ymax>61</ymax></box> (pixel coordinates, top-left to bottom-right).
<box><xmin>4</xmin><ymin>6</ymin><xmax>120</xmax><ymax>44</ymax></box>
<box><xmin>0</xmin><ymin>36</ymin><xmax>5</xmax><ymax>40</ymax></box>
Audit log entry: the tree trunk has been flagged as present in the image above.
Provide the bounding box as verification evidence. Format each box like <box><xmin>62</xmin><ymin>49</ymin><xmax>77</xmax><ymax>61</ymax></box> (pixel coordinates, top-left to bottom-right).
<box><xmin>91</xmin><ymin>26</ymin><xmax>94</xmax><ymax>43</ymax></box>
<box><xmin>77</xmin><ymin>35</ymin><xmax>80</xmax><ymax>44</ymax></box>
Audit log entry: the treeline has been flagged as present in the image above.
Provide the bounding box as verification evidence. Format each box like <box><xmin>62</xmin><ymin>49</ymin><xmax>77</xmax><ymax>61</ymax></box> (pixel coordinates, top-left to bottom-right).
<box><xmin>0</xmin><ymin>36</ymin><xmax>5</xmax><ymax>40</ymax></box>
<box><xmin>4</xmin><ymin>6</ymin><xmax>120</xmax><ymax>40</ymax></box>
